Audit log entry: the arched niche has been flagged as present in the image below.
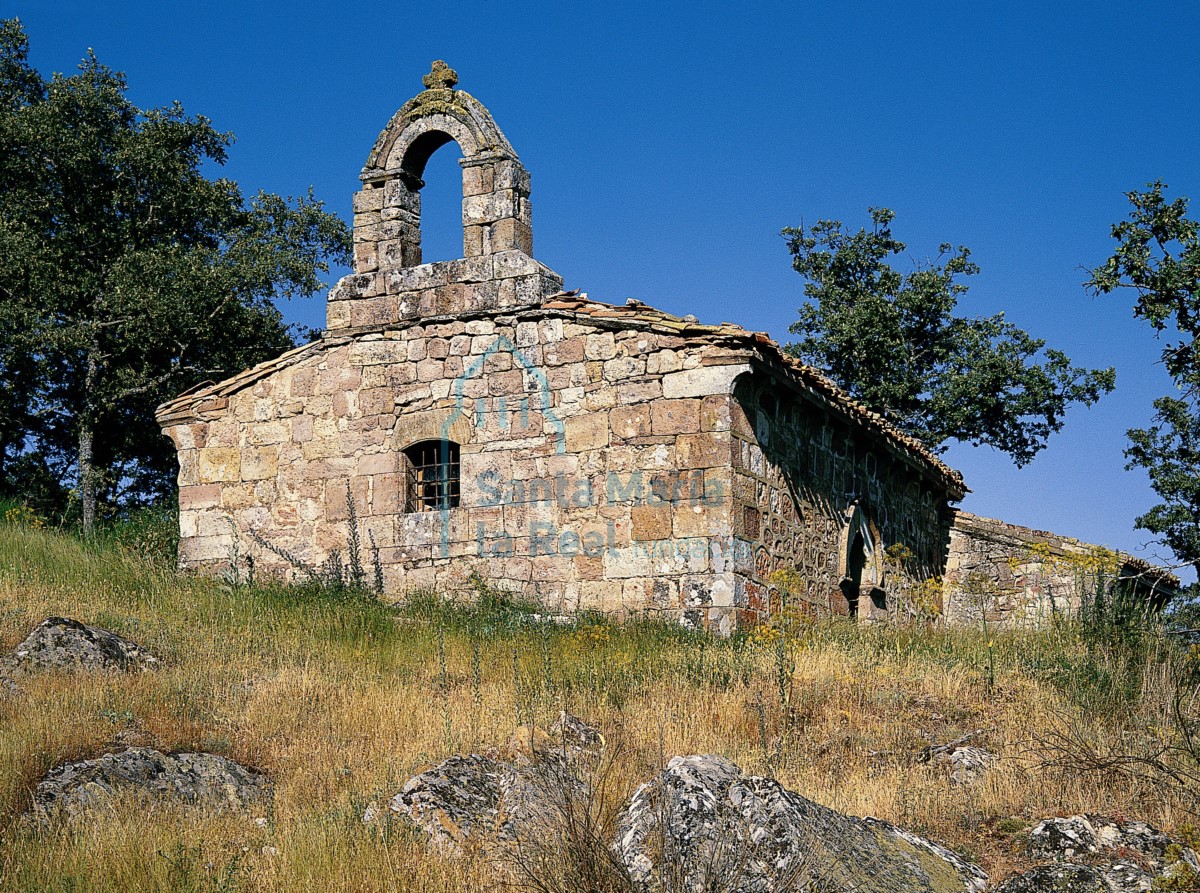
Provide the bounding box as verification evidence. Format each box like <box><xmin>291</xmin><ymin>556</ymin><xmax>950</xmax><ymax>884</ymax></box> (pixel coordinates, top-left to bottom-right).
<box><xmin>837</xmin><ymin>502</ymin><xmax>886</xmax><ymax>618</ymax></box>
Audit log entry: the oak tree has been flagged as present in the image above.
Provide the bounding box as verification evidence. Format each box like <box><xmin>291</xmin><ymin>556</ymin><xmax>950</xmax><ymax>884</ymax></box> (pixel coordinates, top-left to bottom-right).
<box><xmin>785</xmin><ymin>208</ymin><xmax>1115</xmax><ymax>467</ymax></box>
<box><xmin>0</xmin><ymin>19</ymin><xmax>351</xmax><ymax>530</ymax></box>
<box><xmin>1088</xmin><ymin>181</ymin><xmax>1200</xmax><ymax>578</ymax></box>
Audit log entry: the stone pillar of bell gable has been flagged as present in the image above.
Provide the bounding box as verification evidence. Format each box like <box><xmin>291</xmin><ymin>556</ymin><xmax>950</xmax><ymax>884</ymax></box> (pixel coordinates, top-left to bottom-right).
<box><xmin>461</xmin><ymin>157</ymin><xmax>532</xmax><ymax>257</ymax></box>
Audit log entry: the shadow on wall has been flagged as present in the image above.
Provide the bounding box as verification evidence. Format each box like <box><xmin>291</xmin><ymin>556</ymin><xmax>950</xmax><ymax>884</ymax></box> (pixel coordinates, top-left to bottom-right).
<box><xmin>733</xmin><ymin>375</ymin><xmax>955</xmax><ymax>622</ymax></box>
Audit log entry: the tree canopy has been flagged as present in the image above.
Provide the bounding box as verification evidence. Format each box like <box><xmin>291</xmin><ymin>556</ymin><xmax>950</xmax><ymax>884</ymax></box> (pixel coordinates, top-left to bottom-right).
<box><xmin>784</xmin><ymin>208</ymin><xmax>1116</xmax><ymax>467</ymax></box>
<box><xmin>1088</xmin><ymin>181</ymin><xmax>1200</xmax><ymax>579</ymax></box>
<box><xmin>0</xmin><ymin>19</ymin><xmax>351</xmax><ymax>530</ymax></box>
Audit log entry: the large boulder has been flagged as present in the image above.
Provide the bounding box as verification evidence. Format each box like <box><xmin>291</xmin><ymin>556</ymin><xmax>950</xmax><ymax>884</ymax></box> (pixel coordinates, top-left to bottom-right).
<box><xmin>386</xmin><ymin>711</ymin><xmax>606</xmax><ymax>854</ymax></box>
<box><xmin>613</xmin><ymin>754</ymin><xmax>988</xmax><ymax>893</ymax></box>
<box><xmin>991</xmin><ymin>863</ymin><xmax>1114</xmax><ymax>893</ymax></box>
<box><xmin>5</xmin><ymin>616</ymin><xmax>159</xmax><ymax>675</ymax></box>
<box><xmin>994</xmin><ymin>815</ymin><xmax>1200</xmax><ymax>892</ymax></box>
<box><xmin>33</xmin><ymin>747</ymin><xmax>271</xmax><ymax>820</ymax></box>
<box><xmin>390</xmin><ymin>734</ymin><xmax>588</xmax><ymax>851</ymax></box>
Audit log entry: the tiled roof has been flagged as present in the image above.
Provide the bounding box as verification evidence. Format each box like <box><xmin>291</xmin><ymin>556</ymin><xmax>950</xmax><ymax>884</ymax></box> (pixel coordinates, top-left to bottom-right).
<box><xmin>155</xmin><ymin>338</ymin><xmax>344</xmax><ymax>425</ymax></box>
<box><xmin>541</xmin><ymin>294</ymin><xmax>967</xmax><ymax>497</ymax></box>
<box><xmin>156</xmin><ymin>290</ymin><xmax>966</xmax><ymax>496</ymax></box>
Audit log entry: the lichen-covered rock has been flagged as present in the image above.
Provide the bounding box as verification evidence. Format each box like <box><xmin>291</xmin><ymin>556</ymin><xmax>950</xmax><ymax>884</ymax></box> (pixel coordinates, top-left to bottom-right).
<box><xmin>991</xmin><ymin>863</ymin><xmax>1111</xmax><ymax>893</ymax></box>
<box><xmin>549</xmin><ymin>710</ymin><xmax>605</xmax><ymax>751</ymax></box>
<box><xmin>5</xmin><ymin>617</ymin><xmax>159</xmax><ymax>675</ymax></box>
<box><xmin>390</xmin><ymin>754</ymin><xmax>507</xmax><ymax>847</ymax></box>
<box><xmin>389</xmin><ymin>750</ymin><xmax>582</xmax><ymax>851</ymax></box>
<box><xmin>1028</xmin><ymin>815</ymin><xmax>1175</xmax><ymax>862</ymax></box>
<box><xmin>998</xmin><ymin>814</ymin><xmax>1200</xmax><ymax>892</ymax></box>
<box><xmin>613</xmin><ymin>754</ymin><xmax>988</xmax><ymax>893</ymax></box>
<box><xmin>933</xmin><ymin>746</ymin><xmax>997</xmax><ymax>786</ymax></box>
<box><xmin>33</xmin><ymin>747</ymin><xmax>270</xmax><ymax>820</ymax></box>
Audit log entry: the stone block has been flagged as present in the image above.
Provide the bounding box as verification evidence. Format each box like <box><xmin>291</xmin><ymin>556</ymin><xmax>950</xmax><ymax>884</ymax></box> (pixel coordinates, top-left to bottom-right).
<box><xmin>349</xmin><ymin>296</ymin><xmax>398</xmax><ymax>328</ymax></box>
<box><xmin>646</xmin><ymin>350</ymin><xmax>683</xmax><ymax>375</ymax></box>
<box><xmin>631</xmin><ymin>504</ymin><xmax>672</xmax><ymax>541</ymax></box>
<box><xmin>383</xmin><ymin>179</ymin><xmax>420</xmax><ymax>212</ymax></box>
<box><xmin>610</xmin><ymin>404</ymin><xmax>652</xmax><ymax>439</ymax></box>
<box><xmin>489</xmin><ymin>370</ymin><xmax>525</xmax><ymax>396</ymax></box>
<box><xmin>179</xmin><ymin>483</ymin><xmax>222</xmax><ymax>510</ymax></box>
<box><xmin>514</xmin><ymin>321</ymin><xmax>539</xmax><ymax>346</ymax></box>
<box><xmin>565</xmin><ymin>412</ymin><xmax>610</xmax><ymax>452</ymax></box>
<box><xmin>662</xmin><ymin>364</ymin><xmax>751</xmax><ymax>399</ymax></box>
<box><xmin>463</xmin><ymin>225</ymin><xmax>484</xmax><ymax>257</ymax></box>
<box><xmin>370</xmin><ymin>472</ymin><xmax>404</xmax><ymax>514</ymax></box>
<box><xmin>328</xmin><ymin>273</ymin><xmax>381</xmax><ymax>301</ymax></box>
<box><xmin>444</xmin><ymin>256</ymin><xmax>493</xmax><ymax>283</ymax></box>
<box><xmin>349</xmin><ymin>340</ymin><xmax>406</xmax><ymax>366</ymax></box>
<box><xmin>676</xmin><ymin>433</ymin><xmax>728</xmax><ymax>468</ymax></box>
<box><xmin>352</xmin><ymin>186</ymin><xmax>385</xmax><ymax>213</ymax></box>
<box><xmin>461</xmin><ymin>164</ymin><xmax>494</xmax><ymax>196</ymax></box>
<box><xmin>700</xmin><ymin>395</ymin><xmax>731</xmax><ymax>432</ymax></box>
<box><xmin>241</xmin><ymin>447</ymin><xmax>279</xmax><ymax>482</ymax></box>
<box><xmin>353</xmin><ymin>241</ymin><xmax>378</xmax><ymax>274</ymax></box>
<box><xmin>583</xmin><ymin>387</ymin><xmax>617</xmax><ymax>412</ymax></box>
<box><xmin>602</xmin><ymin>547</ymin><xmax>654</xmax><ymax>580</ymax></box>
<box><xmin>197</xmin><ymin>448</ymin><xmax>240</xmax><ymax>483</ymax></box>
<box><xmin>179</xmin><ymin>534</ymin><xmax>233</xmax><ymax>564</ymax></box>
<box><xmin>384</xmin><ymin>260</ymin><xmax>446</xmax><ymax>291</ymax></box>
<box><xmin>651</xmin><ymin>399</ymin><xmax>701</xmax><ymax>435</ymax></box>
<box><xmin>326</xmin><ymin>301</ymin><xmax>351</xmax><ymax>329</ymax></box>
<box><xmin>585</xmin><ymin>332</ymin><xmax>616</xmax><ymax>361</ymax></box>
<box><xmin>674</xmin><ymin>504</ymin><xmax>715</xmax><ymax>539</ymax></box>
<box><xmin>493</xmin><ymin>159</ymin><xmax>531</xmax><ymax>192</ymax></box>
<box><xmin>603</xmin><ymin>356</ymin><xmax>645</xmax><ymax>381</ymax></box>
<box><xmin>545</xmin><ymin>337</ymin><xmax>585</xmax><ymax>366</ymax></box>
<box><xmin>491</xmin><ymin>250</ymin><xmax>538</xmax><ymax>279</ymax></box>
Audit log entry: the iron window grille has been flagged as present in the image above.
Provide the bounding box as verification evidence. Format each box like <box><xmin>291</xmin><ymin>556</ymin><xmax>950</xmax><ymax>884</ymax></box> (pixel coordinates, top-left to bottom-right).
<box><xmin>403</xmin><ymin>440</ymin><xmax>460</xmax><ymax>511</ymax></box>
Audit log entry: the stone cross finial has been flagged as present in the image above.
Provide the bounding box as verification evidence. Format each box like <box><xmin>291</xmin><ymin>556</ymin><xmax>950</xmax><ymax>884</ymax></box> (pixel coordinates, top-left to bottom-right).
<box><xmin>422</xmin><ymin>60</ymin><xmax>458</xmax><ymax>91</ymax></box>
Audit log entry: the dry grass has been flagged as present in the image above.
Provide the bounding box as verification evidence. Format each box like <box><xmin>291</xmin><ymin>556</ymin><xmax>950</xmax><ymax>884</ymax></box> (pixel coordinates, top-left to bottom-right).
<box><xmin>0</xmin><ymin>522</ymin><xmax>1193</xmax><ymax>891</ymax></box>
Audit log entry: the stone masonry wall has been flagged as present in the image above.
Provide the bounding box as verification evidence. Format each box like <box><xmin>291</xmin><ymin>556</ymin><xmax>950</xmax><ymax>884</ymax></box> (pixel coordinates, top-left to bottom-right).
<box><xmin>726</xmin><ymin>376</ymin><xmax>952</xmax><ymax>622</ymax></box>
<box><xmin>163</xmin><ymin>309</ymin><xmax>753</xmax><ymax>633</ymax></box>
<box><xmin>942</xmin><ymin>511</ymin><xmax>1168</xmax><ymax>625</ymax></box>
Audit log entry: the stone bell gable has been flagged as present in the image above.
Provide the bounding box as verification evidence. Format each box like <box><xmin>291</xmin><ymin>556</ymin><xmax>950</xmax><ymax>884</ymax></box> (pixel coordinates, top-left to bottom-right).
<box><xmin>328</xmin><ymin>59</ymin><xmax>563</xmax><ymax>332</ymax></box>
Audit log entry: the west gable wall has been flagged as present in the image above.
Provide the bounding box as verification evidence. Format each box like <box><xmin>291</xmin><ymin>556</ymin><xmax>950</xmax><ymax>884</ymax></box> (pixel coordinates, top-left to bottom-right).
<box><xmin>163</xmin><ymin>310</ymin><xmax>755</xmax><ymax>633</ymax></box>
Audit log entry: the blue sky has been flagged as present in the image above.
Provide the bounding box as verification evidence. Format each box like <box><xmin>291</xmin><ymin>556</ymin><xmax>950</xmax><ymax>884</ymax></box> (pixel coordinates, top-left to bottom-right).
<box><xmin>15</xmin><ymin>1</ymin><xmax>1200</xmax><ymax>579</ymax></box>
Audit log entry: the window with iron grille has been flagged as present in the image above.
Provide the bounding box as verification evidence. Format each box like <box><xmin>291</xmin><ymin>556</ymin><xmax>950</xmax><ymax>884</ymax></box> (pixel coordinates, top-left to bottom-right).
<box><xmin>402</xmin><ymin>440</ymin><xmax>460</xmax><ymax>511</ymax></box>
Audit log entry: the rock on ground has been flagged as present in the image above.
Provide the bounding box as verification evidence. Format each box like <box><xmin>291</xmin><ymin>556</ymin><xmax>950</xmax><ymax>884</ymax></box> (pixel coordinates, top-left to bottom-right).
<box><xmin>991</xmin><ymin>863</ymin><xmax>1114</xmax><ymax>893</ymax></box>
<box><xmin>613</xmin><ymin>754</ymin><xmax>988</xmax><ymax>893</ymax></box>
<box><xmin>932</xmin><ymin>746</ymin><xmax>997</xmax><ymax>786</ymax></box>
<box><xmin>33</xmin><ymin>747</ymin><xmax>271</xmax><ymax>820</ymax></box>
<box><xmin>390</xmin><ymin>743</ymin><xmax>587</xmax><ymax>851</ymax></box>
<box><xmin>994</xmin><ymin>814</ymin><xmax>1200</xmax><ymax>892</ymax></box>
<box><xmin>4</xmin><ymin>616</ymin><xmax>159</xmax><ymax>676</ymax></box>
<box><xmin>390</xmin><ymin>713</ymin><xmax>601</xmax><ymax>850</ymax></box>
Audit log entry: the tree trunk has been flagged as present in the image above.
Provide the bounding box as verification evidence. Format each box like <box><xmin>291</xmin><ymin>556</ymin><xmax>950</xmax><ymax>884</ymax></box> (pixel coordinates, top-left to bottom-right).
<box><xmin>79</xmin><ymin>423</ymin><xmax>95</xmax><ymax>535</ymax></box>
<box><xmin>79</xmin><ymin>343</ymin><xmax>98</xmax><ymax>536</ymax></box>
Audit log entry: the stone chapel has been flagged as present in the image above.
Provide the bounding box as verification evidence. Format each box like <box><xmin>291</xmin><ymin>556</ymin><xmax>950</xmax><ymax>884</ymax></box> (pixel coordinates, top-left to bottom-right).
<box><xmin>156</xmin><ymin>62</ymin><xmax>1175</xmax><ymax>633</ymax></box>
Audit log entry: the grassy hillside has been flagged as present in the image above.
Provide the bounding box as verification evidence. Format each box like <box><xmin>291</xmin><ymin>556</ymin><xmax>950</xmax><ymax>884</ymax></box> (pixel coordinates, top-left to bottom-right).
<box><xmin>0</xmin><ymin>520</ymin><xmax>1195</xmax><ymax>892</ymax></box>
